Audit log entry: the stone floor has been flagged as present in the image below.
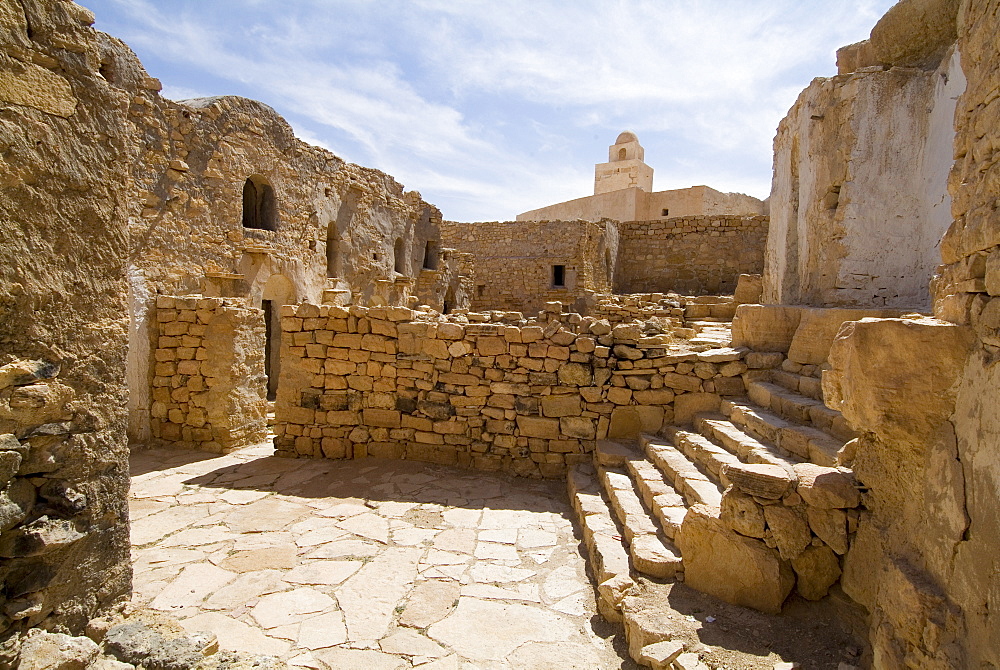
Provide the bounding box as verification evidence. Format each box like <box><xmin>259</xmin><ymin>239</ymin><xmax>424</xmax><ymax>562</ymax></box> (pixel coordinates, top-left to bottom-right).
<box><xmin>129</xmin><ymin>443</ymin><xmax>635</xmax><ymax>669</ymax></box>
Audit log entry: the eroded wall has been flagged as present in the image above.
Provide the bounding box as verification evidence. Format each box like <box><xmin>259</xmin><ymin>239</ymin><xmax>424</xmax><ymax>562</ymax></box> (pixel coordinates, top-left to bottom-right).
<box><xmin>819</xmin><ymin>1</ymin><xmax>1000</xmax><ymax>667</ymax></box>
<box><xmin>0</xmin><ymin>0</ymin><xmax>133</xmax><ymax>654</ymax></box>
<box><xmin>617</xmin><ymin>216</ymin><xmax>769</xmax><ymax>295</ymax></box>
<box><xmin>440</xmin><ymin>220</ymin><xmax>618</xmax><ymax>315</ymax></box>
<box><xmin>93</xmin><ymin>34</ymin><xmax>467</xmax><ymax>446</ymax></box>
<box><xmin>765</xmin><ymin>44</ymin><xmax>962</xmax><ymax>310</ymax></box>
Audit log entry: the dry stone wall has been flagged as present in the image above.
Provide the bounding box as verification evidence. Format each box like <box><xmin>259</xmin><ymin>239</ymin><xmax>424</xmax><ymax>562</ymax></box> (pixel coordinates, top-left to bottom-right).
<box><xmin>616</xmin><ymin>216</ymin><xmax>768</xmax><ymax>295</ymax></box>
<box><xmin>273</xmin><ymin>304</ymin><xmax>754</xmax><ymax>477</ymax></box>
<box><xmin>0</xmin><ymin>0</ymin><xmax>134</xmax><ymax>656</ymax></box>
<box><xmin>150</xmin><ymin>296</ymin><xmax>267</xmax><ymax>453</ymax></box>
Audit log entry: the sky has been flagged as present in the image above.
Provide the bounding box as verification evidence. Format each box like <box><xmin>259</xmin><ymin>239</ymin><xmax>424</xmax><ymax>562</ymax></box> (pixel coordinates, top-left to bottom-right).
<box><xmin>81</xmin><ymin>0</ymin><xmax>897</xmax><ymax>222</ymax></box>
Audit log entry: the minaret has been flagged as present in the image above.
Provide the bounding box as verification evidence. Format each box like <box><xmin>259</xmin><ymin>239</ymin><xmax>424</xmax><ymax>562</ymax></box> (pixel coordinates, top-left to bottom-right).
<box><xmin>593</xmin><ymin>131</ymin><xmax>654</xmax><ymax>194</ymax></box>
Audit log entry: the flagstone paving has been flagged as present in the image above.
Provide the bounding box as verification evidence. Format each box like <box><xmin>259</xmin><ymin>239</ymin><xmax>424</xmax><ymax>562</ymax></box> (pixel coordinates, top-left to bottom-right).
<box><xmin>129</xmin><ymin>444</ymin><xmax>636</xmax><ymax>669</ymax></box>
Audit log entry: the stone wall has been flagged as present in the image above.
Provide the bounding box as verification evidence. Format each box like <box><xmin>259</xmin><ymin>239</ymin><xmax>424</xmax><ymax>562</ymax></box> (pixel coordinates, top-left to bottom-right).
<box><xmin>765</xmin><ymin>37</ymin><xmax>962</xmax><ymax>310</ymax></box>
<box><xmin>440</xmin><ymin>219</ymin><xmax>618</xmax><ymax>315</ymax></box>
<box><xmin>90</xmin><ymin>33</ymin><xmax>469</xmax><ymax>446</ymax></box>
<box><xmin>0</xmin><ymin>0</ymin><xmax>133</xmax><ymax>655</ymax></box>
<box><xmin>150</xmin><ymin>296</ymin><xmax>267</xmax><ymax>453</ymax></box>
<box><xmin>822</xmin><ymin>0</ymin><xmax>1000</xmax><ymax>668</ymax></box>
<box><xmin>616</xmin><ymin>216</ymin><xmax>769</xmax><ymax>295</ymax></box>
<box><xmin>273</xmin><ymin>304</ymin><xmax>755</xmax><ymax>477</ymax></box>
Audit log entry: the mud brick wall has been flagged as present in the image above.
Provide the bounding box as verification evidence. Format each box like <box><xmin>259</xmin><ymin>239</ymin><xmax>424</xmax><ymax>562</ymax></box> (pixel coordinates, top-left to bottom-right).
<box><xmin>151</xmin><ymin>296</ymin><xmax>267</xmax><ymax>452</ymax></box>
<box><xmin>617</xmin><ymin>216</ymin><xmax>768</xmax><ymax>295</ymax></box>
<box><xmin>273</xmin><ymin>304</ymin><xmax>754</xmax><ymax>477</ymax></box>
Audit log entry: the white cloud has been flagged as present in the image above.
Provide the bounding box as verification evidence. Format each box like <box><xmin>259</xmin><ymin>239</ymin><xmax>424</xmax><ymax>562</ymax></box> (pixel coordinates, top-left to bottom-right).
<box><xmin>87</xmin><ymin>0</ymin><xmax>896</xmax><ymax>220</ymax></box>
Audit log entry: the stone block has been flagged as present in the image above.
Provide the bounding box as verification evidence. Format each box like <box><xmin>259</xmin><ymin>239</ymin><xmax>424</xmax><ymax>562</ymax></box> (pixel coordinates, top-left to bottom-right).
<box><xmin>721</xmin><ymin>463</ymin><xmax>794</xmax><ymax>499</ymax></box>
<box><xmin>787</xmin><ymin>308</ymin><xmax>901</xmax><ymax>366</ymax></box>
<box><xmin>560</xmin><ymin>416</ymin><xmax>596</xmax><ymax>440</ymax></box>
<box><xmin>720</xmin><ymin>489</ymin><xmax>766</xmax><ymax>538</ymax></box>
<box><xmin>678</xmin><ymin>504</ymin><xmax>794</xmax><ymax>614</ymax></box>
<box><xmin>730</xmin><ymin>304</ymin><xmax>803</xmax><ymax>352</ymax></box>
<box><xmin>541</xmin><ymin>395</ymin><xmax>582</xmax><ymax>418</ymax></box>
<box><xmin>762</xmin><ymin>505</ymin><xmax>811</xmax><ymax>560</ymax></box>
<box><xmin>793</xmin><ymin>464</ymin><xmax>860</xmax><ymax>509</ymax></box>
<box><xmin>661</xmin><ymin>373</ymin><xmax>702</xmax><ymax>393</ymax></box>
<box><xmin>516</xmin><ymin>415</ymin><xmax>560</xmax><ymax>439</ymax></box>
<box><xmin>791</xmin><ymin>545</ymin><xmax>842</xmax><ymax>600</ymax></box>
<box><xmin>363</xmin><ymin>409</ymin><xmax>401</xmax><ymax>428</ymax></box>
<box><xmin>673</xmin><ymin>393</ymin><xmax>721</xmax><ymax>425</ymax></box>
<box><xmin>608</xmin><ymin>406</ymin><xmax>664</xmax><ymax>439</ymax></box>
<box><xmin>557</xmin><ymin>362</ymin><xmax>593</xmax><ymax>386</ymax></box>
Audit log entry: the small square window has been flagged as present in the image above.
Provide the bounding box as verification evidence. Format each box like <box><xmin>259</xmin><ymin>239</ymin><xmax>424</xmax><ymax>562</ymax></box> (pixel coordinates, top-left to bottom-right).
<box><xmin>552</xmin><ymin>265</ymin><xmax>566</xmax><ymax>288</ymax></box>
<box><xmin>661</xmin><ymin>208</ymin><xmax>669</xmax><ymax>217</ymax></box>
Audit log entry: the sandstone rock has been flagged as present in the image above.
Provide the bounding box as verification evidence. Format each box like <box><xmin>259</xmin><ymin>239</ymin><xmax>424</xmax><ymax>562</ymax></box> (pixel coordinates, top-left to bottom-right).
<box><xmin>807</xmin><ymin>507</ymin><xmax>849</xmax><ymax>555</ymax></box>
<box><xmin>678</xmin><ymin>504</ymin><xmax>794</xmax><ymax>614</ymax></box>
<box><xmin>557</xmin><ymin>362</ymin><xmax>592</xmax><ymax>386</ymax></box>
<box><xmin>612</xmin><ymin>344</ymin><xmax>643</xmax><ymax>360</ymax></box>
<box><xmin>608</xmin><ymin>407</ymin><xmax>664</xmax><ymax>439</ymax></box>
<box><xmin>673</xmin><ymin>393</ymin><xmax>721</xmax><ymax>426</ymax></box>
<box><xmin>869</xmin><ymin>0</ymin><xmax>959</xmax><ymax>68</ymax></box>
<box><xmin>793</xmin><ymin>464</ymin><xmax>860</xmax><ymax>509</ymax></box>
<box><xmin>721</xmin><ymin>463</ymin><xmax>793</xmax><ymax>499</ymax></box>
<box><xmin>791</xmin><ymin>545</ymin><xmax>842</xmax><ymax>600</ymax></box>
<box><xmin>762</xmin><ymin>505</ymin><xmax>811</xmax><ymax>561</ymax></box>
<box><xmin>720</xmin><ymin>489</ymin><xmax>766</xmax><ymax>538</ymax></box>
<box><xmin>733</xmin><ymin>274</ymin><xmax>763</xmax><ymax>304</ymax></box>
<box><xmin>16</xmin><ymin>630</ymin><xmax>99</xmax><ymax>670</ymax></box>
<box><xmin>731</xmin><ymin>305</ymin><xmax>802</xmax><ymax>352</ymax></box>
<box><xmin>826</xmin><ymin>317</ymin><xmax>973</xmax><ymax>445</ymax></box>
<box><xmin>639</xmin><ymin>640</ymin><xmax>685</xmax><ymax>669</ymax></box>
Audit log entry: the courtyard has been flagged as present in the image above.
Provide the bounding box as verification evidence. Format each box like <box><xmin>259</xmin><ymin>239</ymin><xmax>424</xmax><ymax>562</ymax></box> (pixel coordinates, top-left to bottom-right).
<box><xmin>128</xmin><ymin>443</ymin><xmax>635</xmax><ymax>669</ymax></box>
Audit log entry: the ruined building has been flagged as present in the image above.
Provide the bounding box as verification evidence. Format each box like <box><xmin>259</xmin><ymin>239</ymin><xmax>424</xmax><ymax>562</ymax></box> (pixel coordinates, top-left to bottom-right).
<box><xmin>1</xmin><ymin>0</ymin><xmax>998</xmax><ymax>668</ymax></box>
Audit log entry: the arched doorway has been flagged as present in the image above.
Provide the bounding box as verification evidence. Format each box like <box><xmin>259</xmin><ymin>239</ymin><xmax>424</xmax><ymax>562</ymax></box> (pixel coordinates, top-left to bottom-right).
<box><xmin>261</xmin><ymin>274</ymin><xmax>295</xmax><ymax>401</ymax></box>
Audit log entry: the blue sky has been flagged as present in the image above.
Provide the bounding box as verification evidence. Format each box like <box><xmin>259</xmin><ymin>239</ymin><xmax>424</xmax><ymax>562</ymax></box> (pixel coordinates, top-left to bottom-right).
<box><xmin>81</xmin><ymin>0</ymin><xmax>896</xmax><ymax>222</ymax></box>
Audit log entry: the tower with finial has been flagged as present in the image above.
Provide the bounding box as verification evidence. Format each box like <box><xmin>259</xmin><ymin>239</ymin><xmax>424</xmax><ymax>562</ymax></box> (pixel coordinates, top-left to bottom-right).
<box><xmin>593</xmin><ymin>130</ymin><xmax>654</xmax><ymax>195</ymax></box>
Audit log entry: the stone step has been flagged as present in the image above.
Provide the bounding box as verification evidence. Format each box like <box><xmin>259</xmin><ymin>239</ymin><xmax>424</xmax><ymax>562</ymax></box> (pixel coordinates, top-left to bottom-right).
<box><xmin>692</xmin><ymin>413</ymin><xmax>797</xmax><ymax>473</ymax></box>
<box><xmin>641</xmin><ymin>432</ymin><xmax>724</xmax><ymax>509</ymax></box>
<box><xmin>748</xmin><ymin>379</ymin><xmax>857</xmax><ymax>442</ymax></box>
<box><xmin>625</xmin><ymin>457</ymin><xmax>688</xmax><ymax>541</ymax></box>
<box><xmin>567</xmin><ymin>465</ymin><xmax>633</xmax><ymax>621</ymax></box>
<box><xmin>722</xmin><ymin>399</ymin><xmax>846</xmax><ymax>467</ymax></box>
<box><xmin>598</xmin><ymin>466</ymin><xmax>684</xmax><ymax>579</ymax></box>
<box><xmin>770</xmin><ymin>368</ymin><xmax>824</xmax><ymax>401</ymax></box>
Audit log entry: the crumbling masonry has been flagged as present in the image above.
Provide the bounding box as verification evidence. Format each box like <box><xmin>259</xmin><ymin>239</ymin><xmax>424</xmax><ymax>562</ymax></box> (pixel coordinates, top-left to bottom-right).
<box><xmin>1</xmin><ymin>0</ymin><xmax>999</xmax><ymax>668</ymax></box>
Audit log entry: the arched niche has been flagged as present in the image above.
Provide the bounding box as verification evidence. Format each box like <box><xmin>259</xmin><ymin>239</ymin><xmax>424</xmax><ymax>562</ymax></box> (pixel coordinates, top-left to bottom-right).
<box><xmin>242</xmin><ymin>175</ymin><xmax>278</xmax><ymax>231</ymax></box>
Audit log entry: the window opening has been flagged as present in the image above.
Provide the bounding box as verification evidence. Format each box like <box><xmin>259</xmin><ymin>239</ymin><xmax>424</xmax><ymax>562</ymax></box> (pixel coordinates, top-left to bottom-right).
<box><xmin>552</xmin><ymin>265</ymin><xmax>566</xmax><ymax>288</ymax></box>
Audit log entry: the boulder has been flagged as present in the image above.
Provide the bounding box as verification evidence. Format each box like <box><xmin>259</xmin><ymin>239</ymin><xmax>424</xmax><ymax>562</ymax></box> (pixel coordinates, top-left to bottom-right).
<box><xmin>794</xmin><ymin>464</ymin><xmax>860</xmax><ymax>509</ymax></box>
<box><xmin>791</xmin><ymin>545</ymin><xmax>842</xmax><ymax>600</ymax></box>
<box><xmin>678</xmin><ymin>504</ymin><xmax>794</xmax><ymax>614</ymax></box>
<box><xmin>720</xmin><ymin>489</ymin><xmax>766</xmax><ymax>538</ymax></box>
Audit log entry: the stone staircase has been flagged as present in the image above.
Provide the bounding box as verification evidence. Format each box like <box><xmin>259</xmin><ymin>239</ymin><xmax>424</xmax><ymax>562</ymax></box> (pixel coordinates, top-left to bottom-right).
<box><xmin>568</xmin><ymin>359</ymin><xmax>862</xmax><ymax>667</ymax></box>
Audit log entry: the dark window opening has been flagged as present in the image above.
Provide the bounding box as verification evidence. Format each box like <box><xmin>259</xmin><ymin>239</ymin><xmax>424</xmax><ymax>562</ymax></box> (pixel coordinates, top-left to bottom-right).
<box><xmin>476</xmin><ymin>285</ymin><xmax>485</xmax><ymax>297</ymax></box>
<box><xmin>242</xmin><ymin>175</ymin><xmax>277</xmax><ymax>231</ymax></box>
<box><xmin>661</xmin><ymin>208</ymin><xmax>669</xmax><ymax>217</ymax></box>
<box><xmin>552</xmin><ymin>265</ymin><xmax>566</xmax><ymax>288</ymax></box>
<box><xmin>423</xmin><ymin>240</ymin><xmax>439</xmax><ymax>270</ymax></box>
